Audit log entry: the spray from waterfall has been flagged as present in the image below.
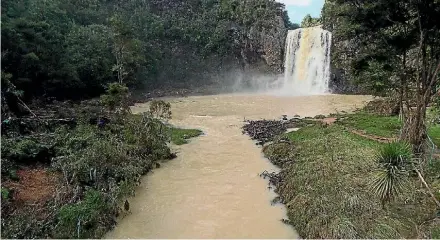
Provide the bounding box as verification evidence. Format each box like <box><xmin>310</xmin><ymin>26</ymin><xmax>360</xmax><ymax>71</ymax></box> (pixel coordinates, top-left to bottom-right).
<box><xmin>281</xmin><ymin>26</ymin><xmax>332</xmax><ymax>95</ymax></box>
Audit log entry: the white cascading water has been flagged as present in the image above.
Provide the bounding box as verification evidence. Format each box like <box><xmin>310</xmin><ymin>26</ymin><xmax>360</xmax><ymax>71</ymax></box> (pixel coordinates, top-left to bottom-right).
<box><xmin>280</xmin><ymin>26</ymin><xmax>332</xmax><ymax>95</ymax></box>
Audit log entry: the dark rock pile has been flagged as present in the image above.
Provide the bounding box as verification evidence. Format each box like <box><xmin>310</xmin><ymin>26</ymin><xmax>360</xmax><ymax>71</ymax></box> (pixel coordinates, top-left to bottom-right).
<box><xmin>259</xmin><ymin>170</ymin><xmax>282</xmax><ymax>187</ymax></box>
<box><xmin>242</xmin><ymin>118</ymin><xmax>302</xmax><ymax>145</ymax></box>
<box><xmin>242</xmin><ymin>120</ymin><xmax>286</xmax><ymax>145</ymax></box>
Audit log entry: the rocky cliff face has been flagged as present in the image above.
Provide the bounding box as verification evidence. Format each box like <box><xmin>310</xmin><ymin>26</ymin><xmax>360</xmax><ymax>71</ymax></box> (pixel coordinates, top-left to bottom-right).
<box><xmin>243</xmin><ymin>16</ymin><xmax>287</xmax><ymax>73</ymax></box>
<box><xmin>328</xmin><ymin>39</ymin><xmax>364</xmax><ymax>94</ymax></box>
<box><xmin>147</xmin><ymin>0</ymin><xmax>289</xmax><ymax>89</ymax></box>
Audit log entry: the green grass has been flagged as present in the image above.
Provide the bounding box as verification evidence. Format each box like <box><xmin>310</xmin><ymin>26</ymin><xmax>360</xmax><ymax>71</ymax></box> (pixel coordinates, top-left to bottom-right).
<box><xmin>1</xmin><ymin>187</ymin><xmax>10</xmax><ymax>200</ymax></box>
<box><xmin>335</xmin><ymin>110</ymin><xmax>440</xmax><ymax>147</ymax></box>
<box><xmin>426</xmin><ymin>107</ymin><xmax>440</xmax><ymax>147</ymax></box>
<box><xmin>332</xmin><ymin>110</ymin><xmax>440</xmax><ymax>237</ymax></box>
<box><xmin>431</xmin><ymin>226</ymin><xmax>440</xmax><ymax>239</ymax></box>
<box><xmin>169</xmin><ymin>127</ymin><xmax>203</xmax><ymax>145</ymax></box>
<box><xmin>428</xmin><ymin>125</ymin><xmax>440</xmax><ymax>147</ymax></box>
<box><xmin>264</xmin><ymin>123</ymin><xmax>437</xmax><ymax>238</ymax></box>
<box><xmin>337</xmin><ymin>112</ymin><xmax>401</xmax><ymax>138</ymax></box>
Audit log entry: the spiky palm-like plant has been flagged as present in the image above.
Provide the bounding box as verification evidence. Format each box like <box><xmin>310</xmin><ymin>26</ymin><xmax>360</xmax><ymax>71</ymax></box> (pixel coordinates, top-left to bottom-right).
<box><xmin>370</xmin><ymin>142</ymin><xmax>412</xmax><ymax>206</ymax></box>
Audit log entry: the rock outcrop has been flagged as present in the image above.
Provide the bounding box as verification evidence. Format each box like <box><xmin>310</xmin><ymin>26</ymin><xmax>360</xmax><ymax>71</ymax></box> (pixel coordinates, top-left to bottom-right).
<box><xmin>147</xmin><ymin>0</ymin><xmax>289</xmax><ymax>90</ymax></box>
<box><xmin>244</xmin><ymin>15</ymin><xmax>287</xmax><ymax>73</ymax></box>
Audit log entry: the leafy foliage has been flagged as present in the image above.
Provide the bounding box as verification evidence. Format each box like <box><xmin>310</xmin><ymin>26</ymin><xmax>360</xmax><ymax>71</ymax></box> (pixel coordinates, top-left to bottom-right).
<box><xmin>1</xmin><ymin>187</ymin><xmax>11</xmax><ymax>200</ymax></box>
<box><xmin>55</xmin><ymin>189</ymin><xmax>111</xmax><ymax>238</ymax></box>
<box><xmin>100</xmin><ymin>82</ymin><xmax>130</xmax><ymax>114</ymax></box>
<box><xmin>1</xmin><ymin>138</ymin><xmax>53</xmax><ymax>165</ymax></box>
<box><xmin>52</xmin><ymin>115</ymin><xmax>171</xmax><ymax>189</ymax></box>
<box><xmin>149</xmin><ymin>100</ymin><xmax>172</xmax><ymax>121</ymax></box>
<box><xmin>301</xmin><ymin>14</ymin><xmax>321</xmax><ymax>28</ymax></box>
<box><xmin>323</xmin><ymin>0</ymin><xmax>440</xmax><ymax>102</ymax></box>
<box><xmin>0</xmin><ymin>84</ymin><xmax>202</xmax><ymax>238</ymax></box>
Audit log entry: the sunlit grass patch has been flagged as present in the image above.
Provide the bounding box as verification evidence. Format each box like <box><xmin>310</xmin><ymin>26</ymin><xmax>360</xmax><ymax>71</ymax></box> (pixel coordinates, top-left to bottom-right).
<box><xmin>337</xmin><ymin>112</ymin><xmax>401</xmax><ymax>138</ymax></box>
<box><xmin>336</xmin><ymin>110</ymin><xmax>440</xmax><ymax>148</ymax></box>
<box><xmin>168</xmin><ymin>127</ymin><xmax>202</xmax><ymax>145</ymax></box>
<box><xmin>428</xmin><ymin>125</ymin><xmax>440</xmax><ymax>148</ymax></box>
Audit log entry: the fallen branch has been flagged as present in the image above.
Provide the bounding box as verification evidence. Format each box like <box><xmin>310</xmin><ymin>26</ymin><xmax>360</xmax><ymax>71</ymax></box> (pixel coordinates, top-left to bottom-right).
<box><xmin>413</xmin><ymin>165</ymin><xmax>440</xmax><ymax>208</ymax></box>
<box><xmin>17</xmin><ymin>97</ymin><xmax>38</xmax><ymax>118</ymax></box>
<box><xmin>8</xmin><ymin>117</ymin><xmax>75</xmax><ymax>122</ymax></box>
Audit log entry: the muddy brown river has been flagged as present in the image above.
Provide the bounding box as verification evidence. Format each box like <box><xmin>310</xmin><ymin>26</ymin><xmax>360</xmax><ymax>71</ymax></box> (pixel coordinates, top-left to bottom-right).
<box><xmin>106</xmin><ymin>94</ymin><xmax>371</xmax><ymax>239</ymax></box>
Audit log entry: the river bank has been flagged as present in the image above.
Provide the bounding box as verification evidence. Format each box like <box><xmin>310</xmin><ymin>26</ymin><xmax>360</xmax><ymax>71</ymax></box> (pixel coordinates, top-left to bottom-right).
<box><xmin>2</xmin><ymin>93</ymin><xmax>376</xmax><ymax>238</ymax></box>
<box><xmin>1</xmin><ymin>94</ymin><xmax>202</xmax><ymax>238</ymax></box>
<box><xmin>252</xmin><ymin>107</ymin><xmax>440</xmax><ymax>238</ymax></box>
<box><xmin>106</xmin><ymin>93</ymin><xmax>371</xmax><ymax>238</ymax></box>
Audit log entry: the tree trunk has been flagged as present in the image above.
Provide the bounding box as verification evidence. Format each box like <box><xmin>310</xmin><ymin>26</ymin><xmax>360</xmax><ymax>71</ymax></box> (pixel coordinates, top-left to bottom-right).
<box><xmin>399</xmin><ymin>51</ymin><xmax>407</xmax><ymax>121</ymax></box>
<box><xmin>400</xmin><ymin>16</ymin><xmax>431</xmax><ymax>152</ymax></box>
<box><xmin>400</xmin><ymin>103</ymin><xmax>427</xmax><ymax>152</ymax></box>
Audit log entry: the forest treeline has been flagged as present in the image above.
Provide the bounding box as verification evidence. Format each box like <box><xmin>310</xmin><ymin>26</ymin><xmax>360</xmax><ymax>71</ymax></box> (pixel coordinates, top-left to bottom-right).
<box><xmin>1</xmin><ymin>0</ymin><xmax>297</xmax><ymax>102</ymax></box>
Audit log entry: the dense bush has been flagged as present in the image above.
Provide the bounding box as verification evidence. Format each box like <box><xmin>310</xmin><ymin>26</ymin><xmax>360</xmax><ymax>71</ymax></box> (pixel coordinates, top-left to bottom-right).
<box><xmin>52</xmin><ymin>114</ymin><xmax>172</xmax><ymax>190</ymax></box>
<box><xmin>0</xmin><ymin>85</ymin><xmax>201</xmax><ymax>238</ymax></box>
<box><xmin>54</xmin><ymin>189</ymin><xmax>113</xmax><ymax>238</ymax></box>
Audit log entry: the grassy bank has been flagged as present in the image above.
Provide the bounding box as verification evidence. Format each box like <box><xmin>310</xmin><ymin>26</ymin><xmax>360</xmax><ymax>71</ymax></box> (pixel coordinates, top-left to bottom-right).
<box><xmin>169</xmin><ymin>128</ymin><xmax>203</xmax><ymax>145</ymax></box>
<box><xmin>1</xmin><ymin>96</ymin><xmax>201</xmax><ymax>238</ymax></box>
<box><xmin>335</xmin><ymin>110</ymin><xmax>440</xmax><ymax>141</ymax></box>
<box><xmin>263</xmin><ymin>112</ymin><xmax>440</xmax><ymax>238</ymax></box>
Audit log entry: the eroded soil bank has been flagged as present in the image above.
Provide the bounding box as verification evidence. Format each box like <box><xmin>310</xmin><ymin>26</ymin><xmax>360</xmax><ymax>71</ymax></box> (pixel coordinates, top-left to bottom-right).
<box><xmin>107</xmin><ymin>94</ymin><xmax>371</xmax><ymax>238</ymax></box>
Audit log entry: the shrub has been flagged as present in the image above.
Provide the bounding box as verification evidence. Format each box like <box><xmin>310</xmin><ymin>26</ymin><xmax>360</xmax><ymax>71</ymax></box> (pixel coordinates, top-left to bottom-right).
<box><xmin>149</xmin><ymin>100</ymin><xmax>171</xmax><ymax>121</ymax></box>
<box><xmin>100</xmin><ymin>83</ymin><xmax>130</xmax><ymax>115</ymax></box>
<box><xmin>370</xmin><ymin>142</ymin><xmax>412</xmax><ymax>205</ymax></box>
<box><xmin>54</xmin><ymin>189</ymin><xmax>112</xmax><ymax>238</ymax></box>
<box><xmin>1</xmin><ymin>187</ymin><xmax>10</xmax><ymax>200</ymax></box>
<box><xmin>1</xmin><ymin>137</ymin><xmax>53</xmax><ymax>165</ymax></box>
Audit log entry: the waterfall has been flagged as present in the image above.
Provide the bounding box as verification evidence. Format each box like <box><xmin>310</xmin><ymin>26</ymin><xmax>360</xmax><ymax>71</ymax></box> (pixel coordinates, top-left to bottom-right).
<box><xmin>281</xmin><ymin>26</ymin><xmax>332</xmax><ymax>95</ymax></box>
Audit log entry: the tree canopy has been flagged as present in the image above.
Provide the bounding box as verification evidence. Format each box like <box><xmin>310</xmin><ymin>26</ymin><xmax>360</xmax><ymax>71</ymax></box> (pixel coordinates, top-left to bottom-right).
<box><xmin>1</xmin><ymin>0</ymin><xmax>297</xmax><ymax>101</ymax></box>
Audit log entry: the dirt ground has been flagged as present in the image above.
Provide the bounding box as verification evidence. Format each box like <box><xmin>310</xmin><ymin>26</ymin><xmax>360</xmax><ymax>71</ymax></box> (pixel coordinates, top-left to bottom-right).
<box><xmin>3</xmin><ymin>167</ymin><xmax>60</xmax><ymax>206</ymax></box>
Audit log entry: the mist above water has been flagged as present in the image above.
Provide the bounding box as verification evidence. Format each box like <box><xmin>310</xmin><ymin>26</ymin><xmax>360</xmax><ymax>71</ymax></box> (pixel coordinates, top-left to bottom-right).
<box><xmin>231</xmin><ymin>26</ymin><xmax>332</xmax><ymax>96</ymax></box>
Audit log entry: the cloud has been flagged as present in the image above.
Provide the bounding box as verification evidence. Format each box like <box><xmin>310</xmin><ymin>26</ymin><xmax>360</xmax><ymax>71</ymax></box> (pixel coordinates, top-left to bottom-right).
<box><xmin>278</xmin><ymin>0</ymin><xmax>312</xmax><ymax>6</ymax></box>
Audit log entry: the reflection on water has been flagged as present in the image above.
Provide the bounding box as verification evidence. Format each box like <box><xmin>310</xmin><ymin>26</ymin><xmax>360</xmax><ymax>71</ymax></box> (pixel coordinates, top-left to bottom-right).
<box><xmin>106</xmin><ymin>94</ymin><xmax>371</xmax><ymax>239</ymax></box>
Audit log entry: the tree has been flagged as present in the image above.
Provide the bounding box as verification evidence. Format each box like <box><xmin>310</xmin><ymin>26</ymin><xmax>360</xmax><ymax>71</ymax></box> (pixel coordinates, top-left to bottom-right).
<box><xmin>149</xmin><ymin>100</ymin><xmax>171</xmax><ymax>122</ymax></box>
<box><xmin>301</xmin><ymin>14</ymin><xmax>321</xmax><ymax>28</ymax></box>
<box><xmin>400</xmin><ymin>0</ymin><xmax>440</xmax><ymax>150</ymax></box>
<box><xmin>100</xmin><ymin>82</ymin><xmax>131</xmax><ymax>115</ymax></box>
<box><xmin>65</xmin><ymin>24</ymin><xmax>115</xmax><ymax>96</ymax></box>
<box><xmin>109</xmin><ymin>14</ymin><xmax>145</xmax><ymax>85</ymax></box>
<box><xmin>322</xmin><ymin>0</ymin><xmax>440</xmax><ymax>150</ymax></box>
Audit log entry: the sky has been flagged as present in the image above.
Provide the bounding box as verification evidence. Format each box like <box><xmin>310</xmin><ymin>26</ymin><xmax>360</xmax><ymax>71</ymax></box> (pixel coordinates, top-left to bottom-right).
<box><xmin>278</xmin><ymin>0</ymin><xmax>325</xmax><ymax>24</ymax></box>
